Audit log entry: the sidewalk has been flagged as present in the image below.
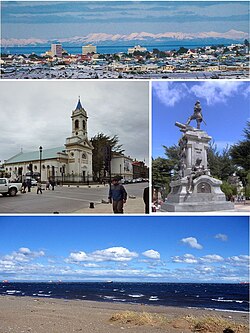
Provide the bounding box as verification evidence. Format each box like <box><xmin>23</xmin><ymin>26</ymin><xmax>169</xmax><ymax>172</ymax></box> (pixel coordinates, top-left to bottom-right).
<box><xmin>74</xmin><ymin>197</ymin><xmax>145</xmax><ymax>214</ymax></box>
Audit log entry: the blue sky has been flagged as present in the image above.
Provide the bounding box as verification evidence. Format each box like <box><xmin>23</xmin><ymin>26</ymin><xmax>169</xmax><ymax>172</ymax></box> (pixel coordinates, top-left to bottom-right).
<box><xmin>0</xmin><ymin>216</ymin><xmax>249</xmax><ymax>283</ymax></box>
<box><xmin>1</xmin><ymin>1</ymin><xmax>249</xmax><ymax>40</ymax></box>
<box><xmin>152</xmin><ymin>81</ymin><xmax>250</xmax><ymax>158</ymax></box>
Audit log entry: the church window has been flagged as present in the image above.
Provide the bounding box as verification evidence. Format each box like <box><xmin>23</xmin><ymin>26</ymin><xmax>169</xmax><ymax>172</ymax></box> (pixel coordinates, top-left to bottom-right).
<box><xmin>82</xmin><ymin>153</ymin><xmax>86</xmax><ymax>159</ymax></box>
<box><xmin>75</xmin><ymin>119</ymin><xmax>79</xmax><ymax>130</ymax></box>
<box><xmin>83</xmin><ymin>120</ymin><xmax>86</xmax><ymax>130</ymax></box>
<box><xmin>71</xmin><ymin>152</ymin><xmax>74</xmax><ymax>157</ymax></box>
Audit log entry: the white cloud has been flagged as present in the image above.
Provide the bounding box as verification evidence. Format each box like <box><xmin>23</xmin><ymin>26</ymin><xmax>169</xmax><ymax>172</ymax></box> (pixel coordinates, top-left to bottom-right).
<box><xmin>181</xmin><ymin>237</ymin><xmax>203</xmax><ymax>249</ymax></box>
<box><xmin>215</xmin><ymin>233</ymin><xmax>228</xmax><ymax>242</ymax></box>
<box><xmin>153</xmin><ymin>82</ymin><xmax>187</xmax><ymax>107</ymax></box>
<box><xmin>172</xmin><ymin>254</ymin><xmax>198</xmax><ymax>264</ymax></box>
<box><xmin>91</xmin><ymin>247</ymin><xmax>138</xmax><ymax>262</ymax></box>
<box><xmin>228</xmin><ymin>255</ymin><xmax>250</xmax><ymax>266</ymax></box>
<box><xmin>190</xmin><ymin>81</ymin><xmax>243</xmax><ymax>105</ymax></box>
<box><xmin>142</xmin><ymin>249</ymin><xmax>160</xmax><ymax>260</ymax></box>
<box><xmin>2</xmin><ymin>247</ymin><xmax>45</xmax><ymax>264</ymax></box>
<box><xmin>67</xmin><ymin>251</ymin><xmax>88</xmax><ymax>262</ymax></box>
<box><xmin>200</xmin><ymin>254</ymin><xmax>224</xmax><ymax>263</ymax></box>
<box><xmin>66</xmin><ymin>247</ymin><xmax>138</xmax><ymax>264</ymax></box>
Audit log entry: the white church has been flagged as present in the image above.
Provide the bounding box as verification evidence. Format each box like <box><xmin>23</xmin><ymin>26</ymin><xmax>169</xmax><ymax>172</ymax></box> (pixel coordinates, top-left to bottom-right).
<box><xmin>4</xmin><ymin>99</ymin><xmax>94</xmax><ymax>183</ymax></box>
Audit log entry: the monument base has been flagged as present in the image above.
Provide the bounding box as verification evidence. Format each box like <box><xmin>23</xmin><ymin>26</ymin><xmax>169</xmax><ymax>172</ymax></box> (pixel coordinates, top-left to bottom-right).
<box><xmin>161</xmin><ymin>175</ymin><xmax>234</xmax><ymax>212</ymax></box>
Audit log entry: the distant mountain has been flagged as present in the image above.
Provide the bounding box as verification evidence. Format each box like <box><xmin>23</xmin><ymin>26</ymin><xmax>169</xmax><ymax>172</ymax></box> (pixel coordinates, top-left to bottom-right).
<box><xmin>1</xmin><ymin>30</ymin><xmax>248</xmax><ymax>47</ymax></box>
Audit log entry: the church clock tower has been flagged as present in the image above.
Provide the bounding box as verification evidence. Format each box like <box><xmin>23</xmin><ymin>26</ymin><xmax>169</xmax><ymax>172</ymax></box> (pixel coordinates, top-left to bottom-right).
<box><xmin>65</xmin><ymin>98</ymin><xmax>93</xmax><ymax>181</ymax></box>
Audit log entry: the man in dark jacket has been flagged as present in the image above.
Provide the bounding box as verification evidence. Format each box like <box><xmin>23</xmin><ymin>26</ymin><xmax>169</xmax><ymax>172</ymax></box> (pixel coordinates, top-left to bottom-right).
<box><xmin>108</xmin><ymin>178</ymin><xmax>127</xmax><ymax>213</ymax></box>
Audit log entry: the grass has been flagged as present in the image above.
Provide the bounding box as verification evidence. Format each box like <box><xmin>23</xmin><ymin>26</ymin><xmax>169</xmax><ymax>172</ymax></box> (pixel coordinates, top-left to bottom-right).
<box><xmin>186</xmin><ymin>315</ymin><xmax>248</xmax><ymax>333</ymax></box>
<box><xmin>110</xmin><ymin>311</ymin><xmax>249</xmax><ymax>332</ymax></box>
<box><xmin>110</xmin><ymin>310</ymin><xmax>169</xmax><ymax>327</ymax></box>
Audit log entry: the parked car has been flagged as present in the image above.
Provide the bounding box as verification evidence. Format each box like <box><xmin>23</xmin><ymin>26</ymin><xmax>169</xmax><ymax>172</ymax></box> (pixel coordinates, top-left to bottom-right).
<box><xmin>0</xmin><ymin>178</ymin><xmax>22</xmax><ymax>196</ymax></box>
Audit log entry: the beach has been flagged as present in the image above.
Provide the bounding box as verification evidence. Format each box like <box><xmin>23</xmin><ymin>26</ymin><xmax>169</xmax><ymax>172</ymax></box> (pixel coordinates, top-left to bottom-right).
<box><xmin>0</xmin><ymin>296</ymin><xmax>248</xmax><ymax>333</ymax></box>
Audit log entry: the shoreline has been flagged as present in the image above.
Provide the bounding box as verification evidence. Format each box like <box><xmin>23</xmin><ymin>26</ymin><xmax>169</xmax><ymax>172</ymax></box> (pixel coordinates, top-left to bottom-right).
<box><xmin>0</xmin><ymin>293</ymin><xmax>248</xmax><ymax>315</ymax></box>
<box><xmin>0</xmin><ymin>295</ymin><xmax>248</xmax><ymax>333</ymax></box>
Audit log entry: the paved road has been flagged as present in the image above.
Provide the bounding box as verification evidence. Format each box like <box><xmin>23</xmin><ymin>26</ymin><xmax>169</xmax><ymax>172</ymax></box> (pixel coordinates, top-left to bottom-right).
<box><xmin>0</xmin><ymin>183</ymin><xmax>148</xmax><ymax>214</ymax></box>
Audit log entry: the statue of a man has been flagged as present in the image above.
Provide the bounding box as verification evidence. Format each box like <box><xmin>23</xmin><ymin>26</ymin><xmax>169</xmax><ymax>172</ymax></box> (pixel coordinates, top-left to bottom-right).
<box><xmin>186</xmin><ymin>101</ymin><xmax>205</xmax><ymax>129</ymax></box>
<box><xmin>187</xmin><ymin>158</ymin><xmax>208</xmax><ymax>193</ymax></box>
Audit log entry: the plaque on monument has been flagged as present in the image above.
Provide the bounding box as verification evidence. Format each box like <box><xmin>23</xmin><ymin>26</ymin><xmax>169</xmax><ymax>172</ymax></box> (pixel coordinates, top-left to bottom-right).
<box><xmin>161</xmin><ymin>101</ymin><xmax>234</xmax><ymax>212</ymax></box>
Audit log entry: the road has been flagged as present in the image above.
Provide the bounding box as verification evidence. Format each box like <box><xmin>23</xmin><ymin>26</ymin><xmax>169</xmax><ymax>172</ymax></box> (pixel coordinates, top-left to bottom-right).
<box><xmin>0</xmin><ymin>183</ymin><xmax>148</xmax><ymax>214</ymax></box>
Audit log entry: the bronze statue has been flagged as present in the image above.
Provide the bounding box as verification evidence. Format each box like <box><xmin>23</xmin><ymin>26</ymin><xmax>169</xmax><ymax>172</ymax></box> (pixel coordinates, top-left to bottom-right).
<box><xmin>186</xmin><ymin>101</ymin><xmax>206</xmax><ymax>129</ymax></box>
<box><xmin>187</xmin><ymin>158</ymin><xmax>208</xmax><ymax>193</ymax></box>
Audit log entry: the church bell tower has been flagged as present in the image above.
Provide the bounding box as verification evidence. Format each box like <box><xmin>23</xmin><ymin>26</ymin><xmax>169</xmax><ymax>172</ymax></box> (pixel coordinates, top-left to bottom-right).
<box><xmin>71</xmin><ymin>97</ymin><xmax>88</xmax><ymax>139</ymax></box>
<box><xmin>65</xmin><ymin>97</ymin><xmax>93</xmax><ymax>181</ymax></box>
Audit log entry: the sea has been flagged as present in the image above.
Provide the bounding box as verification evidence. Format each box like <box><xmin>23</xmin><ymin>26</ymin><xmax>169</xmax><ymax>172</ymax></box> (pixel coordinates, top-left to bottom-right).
<box><xmin>0</xmin><ymin>282</ymin><xmax>249</xmax><ymax>312</ymax></box>
<box><xmin>1</xmin><ymin>42</ymin><xmax>230</xmax><ymax>56</ymax></box>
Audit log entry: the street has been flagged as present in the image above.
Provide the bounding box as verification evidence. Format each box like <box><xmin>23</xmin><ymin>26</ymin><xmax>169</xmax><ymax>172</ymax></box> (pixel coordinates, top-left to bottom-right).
<box><xmin>0</xmin><ymin>182</ymin><xmax>148</xmax><ymax>214</ymax></box>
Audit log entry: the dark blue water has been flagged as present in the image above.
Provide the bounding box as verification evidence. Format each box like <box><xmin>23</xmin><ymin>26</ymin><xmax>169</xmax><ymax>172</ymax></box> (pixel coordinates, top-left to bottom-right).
<box><xmin>0</xmin><ymin>282</ymin><xmax>248</xmax><ymax>312</ymax></box>
<box><xmin>1</xmin><ymin>42</ymin><xmax>230</xmax><ymax>56</ymax></box>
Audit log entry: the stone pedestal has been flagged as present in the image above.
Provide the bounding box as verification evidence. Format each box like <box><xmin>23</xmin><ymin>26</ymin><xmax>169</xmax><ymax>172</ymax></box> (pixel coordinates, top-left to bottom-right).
<box><xmin>162</xmin><ymin>175</ymin><xmax>234</xmax><ymax>212</ymax></box>
<box><xmin>161</xmin><ymin>122</ymin><xmax>234</xmax><ymax>212</ymax></box>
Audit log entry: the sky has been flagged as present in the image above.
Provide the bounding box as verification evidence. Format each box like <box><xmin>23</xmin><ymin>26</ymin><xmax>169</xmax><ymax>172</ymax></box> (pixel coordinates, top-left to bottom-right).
<box><xmin>152</xmin><ymin>81</ymin><xmax>250</xmax><ymax>158</ymax></box>
<box><xmin>0</xmin><ymin>215</ymin><xmax>248</xmax><ymax>282</ymax></box>
<box><xmin>0</xmin><ymin>80</ymin><xmax>149</xmax><ymax>165</ymax></box>
<box><xmin>1</xmin><ymin>1</ymin><xmax>249</xmax><ymax>41</ymax></box>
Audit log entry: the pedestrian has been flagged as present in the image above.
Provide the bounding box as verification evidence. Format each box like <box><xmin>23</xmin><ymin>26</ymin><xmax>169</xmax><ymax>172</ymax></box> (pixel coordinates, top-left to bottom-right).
<box><xmin>37</xmin><ymin>179</ymin><xmax>42</xmax><ymax>194</ymax></box>
<box><xmin>50</xmin><ymin>179</ymin><xmax>55</xmax><ymax>190</ymax></box>
<box><xmin>108</xmin><ymin>178</ymin><xmax>127</xmax><ymax>214</ymax></box>
<box><xmin>26</xmin><ymin>178</ymin><xmax>31</xmax><ymax>192</ymax></box>
<box><xmin>143</xmin><ymin>186</ymin><xmax>149</xmax><ymax>214</ymax></box>
<box><xmin>46</xmin><ymin>180</ymin><xmax>50</xmax><ymax>190</ymax></box>
<box><xmin>21</xmin><ymin>180</ymin><xmax>27</xmax><ymax>193</ymax></box>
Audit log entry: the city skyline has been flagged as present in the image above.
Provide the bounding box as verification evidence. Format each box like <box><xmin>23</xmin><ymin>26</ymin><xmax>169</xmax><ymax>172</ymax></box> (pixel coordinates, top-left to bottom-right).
<box><xmin>152</xmin><ymin>81</ymin><xmax>250</xmax><ymax>158</ymax></box>
<box><xmin>0</xmin><ymin>216</ymin><xmax>248</xmax><ymax>282</ymax></box>
<box><xmin>1</xmin><ymin>1</ymin><xmax>249</xmax><ymax>44</ymax></box>
<box><xmin>0</xmin><ymin>81</ymin><xmax>149</xmax><ymax>165</ymax></box>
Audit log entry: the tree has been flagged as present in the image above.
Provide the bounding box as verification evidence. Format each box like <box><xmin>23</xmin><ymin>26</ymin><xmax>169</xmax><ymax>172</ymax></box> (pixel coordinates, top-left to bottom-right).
<box><xmin>176</xmin><ymin>47</ymin><xmax>188</xmax><ymax>55</ymax></box>
<box><xmin>207</xmin><ymin>143</ymin><xmax>236</xmax><ymax>181</ymax></box>
<box><xmin>230</xmin><ymin>121</ymin><xmax>250</xmax><ymax>196</ymax></box>
<box><xmin>230</xmin><ymin>121</ymin><xmax>250</xmax><ymax>171</ymax></box>
<box><xmin>90</xmin><ymin>133</ymin><xmax>124</xmax><ymax>181</ymax></box>
<box><xmin>244</xmin><ymin>39</ymin><xmax>249</xmax><ymax>47</ymax></box>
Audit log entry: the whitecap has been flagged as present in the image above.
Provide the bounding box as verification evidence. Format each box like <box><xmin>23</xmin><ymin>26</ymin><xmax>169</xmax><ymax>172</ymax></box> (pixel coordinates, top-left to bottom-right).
<box><xmin>128</xmin><ymin>294</ymin><xmax>144</xmax><ymax>298</ymax></box>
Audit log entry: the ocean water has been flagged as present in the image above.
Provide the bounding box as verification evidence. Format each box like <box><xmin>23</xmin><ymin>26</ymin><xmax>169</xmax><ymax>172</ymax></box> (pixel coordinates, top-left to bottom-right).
<box><xmin>0</xmin><ymin>282</ymin><xmax>249</xmax><ymax>312</ymax></box>
<box><xmin>1</xmin><ymin>42</ymin><xmax>230</xmax><ymax>56</ymax></box>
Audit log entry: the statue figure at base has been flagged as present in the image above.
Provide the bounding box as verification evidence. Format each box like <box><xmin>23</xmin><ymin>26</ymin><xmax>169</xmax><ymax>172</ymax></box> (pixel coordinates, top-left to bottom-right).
<box><xmin>186</xmin><ymin>100</ymin><xmax>206</xmax><ymax>129</ymax></box>
<box><xmin>187</xmin><ymin>158</ymin><xmax>209</xmax><ymax>193</ymax></box>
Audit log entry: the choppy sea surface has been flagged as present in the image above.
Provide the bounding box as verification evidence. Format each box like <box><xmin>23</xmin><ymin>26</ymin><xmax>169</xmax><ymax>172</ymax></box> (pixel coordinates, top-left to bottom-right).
<box><xmin>0</xmin><ymin>282</ymin><xmax>249</xmax><ymax>312</ymax></box>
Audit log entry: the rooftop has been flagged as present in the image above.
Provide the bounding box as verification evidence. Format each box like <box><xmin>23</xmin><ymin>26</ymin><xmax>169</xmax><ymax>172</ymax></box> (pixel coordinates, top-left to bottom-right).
<box><xmin>5</xmin><ymin>146</ymin><xmax>66</xmax><ymax>164</ymax></box>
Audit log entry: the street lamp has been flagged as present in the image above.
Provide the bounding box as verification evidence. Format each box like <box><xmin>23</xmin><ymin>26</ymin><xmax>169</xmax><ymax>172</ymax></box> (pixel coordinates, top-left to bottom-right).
<box><xmin>39</xmin><ymin>146</ymin><xmax>43</xmax><ymax>181</ymax></box>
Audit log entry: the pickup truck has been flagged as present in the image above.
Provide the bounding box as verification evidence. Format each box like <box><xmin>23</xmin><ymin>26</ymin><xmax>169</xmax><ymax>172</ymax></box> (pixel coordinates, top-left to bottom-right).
<box><xmin>0</xmin><ymin>178</ymin><xmax>22</xmax><ymax>196</ymax></box>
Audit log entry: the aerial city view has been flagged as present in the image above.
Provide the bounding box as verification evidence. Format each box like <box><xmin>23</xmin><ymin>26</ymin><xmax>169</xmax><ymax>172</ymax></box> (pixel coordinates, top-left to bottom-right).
<box><xmin>1</xmin><ymin>1</ymin><xmax>249</xmax><ymax>79</ymax></box>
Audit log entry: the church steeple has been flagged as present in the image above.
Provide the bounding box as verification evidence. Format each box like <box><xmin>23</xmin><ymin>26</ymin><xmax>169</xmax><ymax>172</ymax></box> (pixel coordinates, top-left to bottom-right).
<box><xmin>71</xmin><ymin>97</ymin><xmax>88</xmax><ymax>139</ymax></box>
<box><xmin>75</xmin><ymin>96</ymin><xmax>83</xmax><ymax>110</ymax></box>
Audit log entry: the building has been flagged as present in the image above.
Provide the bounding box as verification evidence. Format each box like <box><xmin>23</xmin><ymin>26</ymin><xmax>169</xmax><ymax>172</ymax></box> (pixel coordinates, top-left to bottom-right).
<box><xmin>82</xmin><ymin>44</ymin><xmax>97</xmax><ymax>55</ymax></box>
<box><xmin>4</xmin><ymin>99</ymin><xmax>93</xmax><ymax>183</ymax></box>
<box><xmin>51</xmin><ymin>44</ymin><xmax>63</xmax><ymax>57</ymax></box>
<box><xmin>132</xmin><ymin>161</ymin><xmax>149</xmax><ymax>179</ymax></box>
<box><xmin>127</xmin><ymin>45</ymin><xmax>147</xmax><ymax>54</ymax></box>
<box><xmin>111</xmin><ymin>153</ymin><xmax>133</xmax><ymax>181</ymax></box>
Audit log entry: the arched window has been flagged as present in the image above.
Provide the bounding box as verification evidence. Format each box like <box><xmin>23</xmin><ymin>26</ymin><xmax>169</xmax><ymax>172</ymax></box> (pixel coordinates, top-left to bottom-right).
<box><xmin>83</xmin><ymin>120</ymin><xmax>86</xmax><ymax>130</ymax></box>
<box><xmin>75</xmin><ymin>119</ymin><xmax>79</xmax><ymax>130</ymax></box>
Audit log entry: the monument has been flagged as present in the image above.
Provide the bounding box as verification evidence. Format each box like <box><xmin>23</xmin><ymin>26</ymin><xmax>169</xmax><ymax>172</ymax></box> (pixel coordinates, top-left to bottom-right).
<box><xmin>161</xmin><ymin>101</ymin><xmax>234</xmax><ymax>212</ymax></box>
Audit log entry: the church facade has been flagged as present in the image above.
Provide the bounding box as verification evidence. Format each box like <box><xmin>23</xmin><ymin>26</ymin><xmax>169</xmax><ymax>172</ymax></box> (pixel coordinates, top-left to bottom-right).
<box><xmin>4</xmin><ymin>99</ymin><xmax>94</xmax><ymax>183</ymax></box>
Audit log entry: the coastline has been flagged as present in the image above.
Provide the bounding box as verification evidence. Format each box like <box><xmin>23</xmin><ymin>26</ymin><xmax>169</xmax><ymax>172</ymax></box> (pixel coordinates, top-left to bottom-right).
<box><xmin>0</xmin><ymin>295</ymin><xmax>248</xmax><ymax>333</ymax></box>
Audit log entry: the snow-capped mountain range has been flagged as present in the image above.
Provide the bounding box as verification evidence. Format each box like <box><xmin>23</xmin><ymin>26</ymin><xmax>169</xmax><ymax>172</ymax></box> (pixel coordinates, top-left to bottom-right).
<box><xmin>1</xmin><ymin>30</ymin><xmax>248</xmax><ymax>47</ymax></box>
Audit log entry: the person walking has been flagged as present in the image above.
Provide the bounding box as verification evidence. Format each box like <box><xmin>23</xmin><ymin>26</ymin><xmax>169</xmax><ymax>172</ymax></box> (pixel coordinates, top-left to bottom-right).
<box><xmin>108</xmin><ymin>178</ymin><xmax>127</xmax><ymax>214</ymax></box>
<box><xmin>37</xmin><ymin>178</ymin><xmax>42</xmax><ymax>194</ymax></box>
<box><xmin>143</xmin><ymin>186</ymin><xmax>149</xmax><ymax>214</ymax></box>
